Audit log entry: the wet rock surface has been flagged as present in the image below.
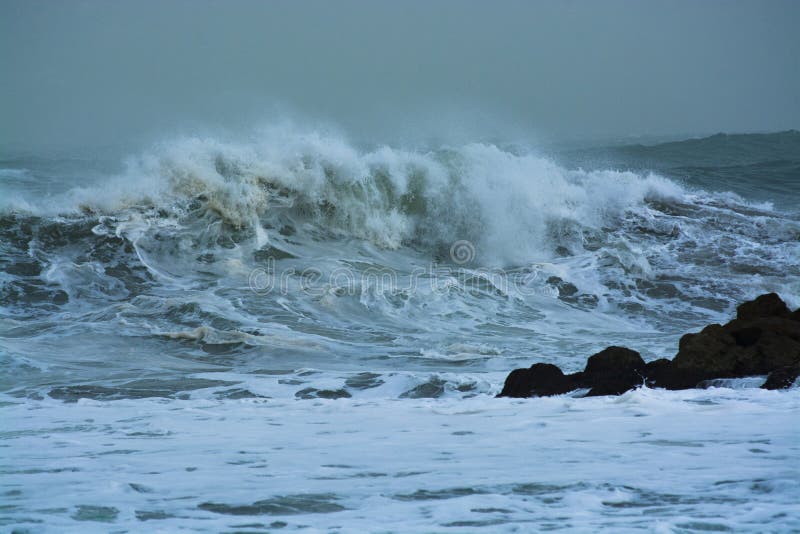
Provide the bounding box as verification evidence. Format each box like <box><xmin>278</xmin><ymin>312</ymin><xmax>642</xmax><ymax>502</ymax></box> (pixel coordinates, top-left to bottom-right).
<box><xmin>582</xmin><ymin>346</ymin><xmax>646</xmax><ymax>396</ymax></box>
<box><xmin>498</xmin><ymin>363</ymin><xmax>577</xmax><ymax>398</ymax></box>
<box><xmin>761</xmin><ymin>364</ymin><xmax>800</xmax><ymax>390</ymax></box>
<box><xmin>499</xmin><ymin>293</ymin><xmax>800</xmax><ymax>398</ymax></box>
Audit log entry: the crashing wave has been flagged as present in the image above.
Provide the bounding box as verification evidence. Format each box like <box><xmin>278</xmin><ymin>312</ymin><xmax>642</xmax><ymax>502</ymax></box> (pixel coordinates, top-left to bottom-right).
<box><xmin>3</xmin><ymin>127</ymin><xmax>685</xmax><ymax>267</ymax></box>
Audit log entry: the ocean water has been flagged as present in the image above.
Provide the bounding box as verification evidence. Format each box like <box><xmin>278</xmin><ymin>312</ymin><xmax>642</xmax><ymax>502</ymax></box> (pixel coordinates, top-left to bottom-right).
<box><xmin>1</xmin><ymin>128</ymin><xmax>799</xmax><ymax>532</ymax></box>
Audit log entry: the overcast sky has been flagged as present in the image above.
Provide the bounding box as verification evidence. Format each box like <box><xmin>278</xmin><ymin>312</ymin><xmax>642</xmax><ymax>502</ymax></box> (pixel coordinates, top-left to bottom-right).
<box><xmin>1</xmin><ymin>0</ymin><xmax>798</xmax><ymax>151</ymax></box>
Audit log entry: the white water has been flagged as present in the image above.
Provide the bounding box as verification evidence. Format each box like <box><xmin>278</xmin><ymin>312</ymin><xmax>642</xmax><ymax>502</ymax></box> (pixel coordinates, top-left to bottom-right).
<box><xmin>3</xmin><ymin>387</ymin><xmax>799</xmax><ymax>532</ymax></box>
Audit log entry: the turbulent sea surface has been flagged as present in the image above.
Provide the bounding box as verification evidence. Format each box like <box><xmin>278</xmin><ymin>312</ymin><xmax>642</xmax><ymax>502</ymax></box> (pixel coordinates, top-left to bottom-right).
<box><xmin>1</xmin><ymin>129</ymin><xmax>799</xmax><ymax>532</ymax></box>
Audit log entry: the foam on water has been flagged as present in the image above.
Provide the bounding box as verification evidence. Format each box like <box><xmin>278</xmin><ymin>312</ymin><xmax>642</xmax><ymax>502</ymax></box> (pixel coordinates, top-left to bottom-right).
<box><xmin>2</xmin><ymin>387</ymin><xmax>799</xmax><ymax>532</ymax></box>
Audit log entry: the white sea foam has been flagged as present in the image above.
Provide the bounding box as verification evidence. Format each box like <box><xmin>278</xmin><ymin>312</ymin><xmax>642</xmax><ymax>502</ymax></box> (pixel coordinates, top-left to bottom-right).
<box><xmin>2</xmin><ymin>387</ymin><xmax>798</xmax><ymax>532</ymax></box>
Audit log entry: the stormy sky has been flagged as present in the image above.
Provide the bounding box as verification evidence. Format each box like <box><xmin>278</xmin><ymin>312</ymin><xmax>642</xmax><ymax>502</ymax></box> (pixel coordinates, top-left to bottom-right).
<box><xmin>1</xmin><ymin>0</ymin><xmax>798</xmax><ymax>151</ymax></box>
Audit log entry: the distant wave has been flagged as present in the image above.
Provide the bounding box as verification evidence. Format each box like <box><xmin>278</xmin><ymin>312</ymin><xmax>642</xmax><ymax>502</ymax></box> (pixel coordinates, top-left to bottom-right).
<box><xmin>562</xmin><ymin>130</ymin><xmax>800</xmax><ymax>211</ymax></box>
<box><xmin>612</xmin><ymin>130</ymin><xmax>800</xmax><ymax>167</ymax></box>
<box><xmin>0</xmin><ymin>167</ymin><xmax>31</xmax><ymax>179</ymax></box>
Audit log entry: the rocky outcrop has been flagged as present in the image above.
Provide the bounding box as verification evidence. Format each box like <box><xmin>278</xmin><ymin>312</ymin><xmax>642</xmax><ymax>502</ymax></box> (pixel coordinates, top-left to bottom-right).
<box><xmin>581</xmin><ymin>346</ymin><xmax>646</xmax><ymax>396</ymax></box>
<box><xmin>671</xmin><ymin>293</ymin><xmax>800</xmax><ymax>380</ymax></box>
<box><xmin>762</xmin><ymin>364</ymin><xmax>800</xmax><ymax>390</ymax></box>
<box><xmin>498</xmin><ymin>293</ymin><xmax>800</xmax><ymax>398</ymax></box>
<box><xmin>499</xmin><ymin>363</ymin><xmax>578</xmax><ymax>398</ymax></box>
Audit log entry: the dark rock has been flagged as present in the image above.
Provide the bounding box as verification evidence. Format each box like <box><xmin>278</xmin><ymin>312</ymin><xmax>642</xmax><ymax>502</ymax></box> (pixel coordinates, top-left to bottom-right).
<box><xmin>584</xmin><ymin>377</ymin><xmax>639</xmax><ymax>397</ymax></box>
<box><xmin>497</xmin><ymin>363</ymin><xmax>577</xmax><ymax>398</ymax></box>
<box><xmin>731</xmin><ymin>326</ymin><xmax>762</xmax><ymax>347</ymax></box>
<box><xmin>643</xmin><ymin>358</ymin><xmax>693</xmax><ymax>390</ymax></box>
<box><xmin>499</xmin><ymin>293</ymin><xmax>800</xmax><ymax>399</ymax></box>
<box><xmin>582</xmin><ymin>346</ymin><xmax>646</xmax><ymax>396</ymax></box>
<box><xmin>565</xmin><ymin>371</ymin><xmax>585</xmax><ymax>385</ymax></box>
<box><xmin>736</xmin><ymin>292</ymin><xmax>789</xmax><ymax>321</ymax></box>
<box><xmin>727</xmin><ymin>316</ymin><xmax>800</xmax><ymax>342</ymax></box>
<box><xmin>660</xmin><ymin>294</ymin><xmax>800</xmax><ymax>382</ymax></box>
<box><xmin>672</xmin><ymin>324</ymin><xmax>735</xmax><ymax>377</ymax></box>
<box><xmin>673</xmin><ymin>307</ymin><xmax>800</xmax><ymax>379</ymax></box>
<box><xmin>755</xmin><ymin>332</ymin><xmax>800</xmax><ymax>372</ymax></box>
<box><xmin>761</xmin><ymin>365</ymin><xmax>800</xmax><ymax>390</ymax></box>
<box><xmin>583</xmin><ymin>346</ymin><xmax>645</xmax><ymax>381</ymax></box>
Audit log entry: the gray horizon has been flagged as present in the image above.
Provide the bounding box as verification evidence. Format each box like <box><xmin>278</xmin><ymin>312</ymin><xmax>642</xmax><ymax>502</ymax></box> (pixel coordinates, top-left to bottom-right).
<box><xmin>1</xmin><ymin>0</ymin><xmax>798</xmax><ymax>152</ymax></box>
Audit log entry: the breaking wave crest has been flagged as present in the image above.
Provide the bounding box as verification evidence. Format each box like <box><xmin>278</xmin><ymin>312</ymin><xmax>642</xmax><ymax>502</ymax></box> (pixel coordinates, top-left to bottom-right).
<box><xmin>6</xmin><ymin>128</ymin><xmax>684</xmax><ymax>266</ymax></box>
